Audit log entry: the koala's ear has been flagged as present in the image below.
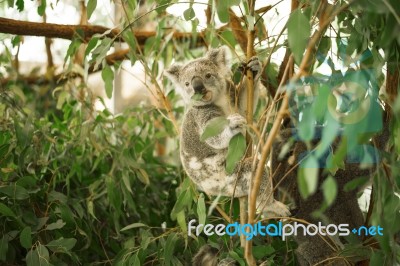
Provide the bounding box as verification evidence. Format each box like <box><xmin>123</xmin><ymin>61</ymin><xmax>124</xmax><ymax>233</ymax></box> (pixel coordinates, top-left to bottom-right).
<box><xmin>164</xmin><ymin>64</ymin><xmax>182</xmax><ymax>84</ymax></box>
<box><xmin>206</xmin><ymin>46</ymin><xmax>231</xmax><ymax>68</ymax></box>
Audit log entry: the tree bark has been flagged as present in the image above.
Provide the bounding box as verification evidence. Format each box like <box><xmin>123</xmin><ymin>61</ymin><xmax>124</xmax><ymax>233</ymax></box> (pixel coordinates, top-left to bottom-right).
<box><xmin>0</xmin><ymin>17</ymin><xmax>206</xmax><ymax>46</ymax></box>
<box><xmin>0</xmin><ymin>17</ymin><xmax>119</xmax><ymax>41</ymax></box>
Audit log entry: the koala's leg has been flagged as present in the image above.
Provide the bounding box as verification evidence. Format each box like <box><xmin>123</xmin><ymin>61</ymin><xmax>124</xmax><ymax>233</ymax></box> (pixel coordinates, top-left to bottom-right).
<box><xmin>192</xmin><ymin>245</ymin><xmax>218</xmax><ymax>266</ymax></box>
<box><xmin>231</xmin><ymin>158</ymin><xmax>290</xmax><ymax>217</ymax></box>
<box><xmin>192</xmin><ymin>245</ymin><xmax>238</xmax><ymax>266</ymax></box>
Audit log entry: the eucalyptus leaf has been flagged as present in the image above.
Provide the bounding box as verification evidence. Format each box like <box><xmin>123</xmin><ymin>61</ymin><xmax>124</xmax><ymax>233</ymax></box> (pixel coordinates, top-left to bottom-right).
<box><xmin>164</xmin><ymin>233</ymin><xmax>177</xmax><ymax>266</ymax></box>
<box><xmin>171</xmin><ymin>188</ymin><xmax>192</xmax><ymax>219</ymax></box>
<box><xmin>298</xmin><ymin>154</ymin><xmax>319</xmax><ymax>198</ymax></box>
<box><xmin>226</xmin><ymin>134</ymin><xmax>246</xmax><ymax>175</ymax></box>
<box><xmin>87</xmin><ymin>0</ymin><xmax>97</xmax><ymax>20</ymax></box>
<box><xmin>200</xmin><ymin>117</ymin><xmax>229</xmax><ymax>141</ymax></box>
<box><xmin>287</xmin><ymin>9</ymin><xmax>311</xmax><ymax>65</ymax></box>
<box><xmin>37</xmin><ymin>0</ymin><xmax>46</xmax><ymax>16</ymax></box>
<box><xmin>101</xmin><ymin>64</ymin><xmax>114</xmax><ymax>99</ymax></box>
<box><xmin>321</xmin><ymin>175</ymin><xmax>337</xmax><ymax>206</ymax></box>
<box><xmin>20</xmin><ymin>227</ymin><xmax>32</xmax><ymax>249</ymax></box>
<box><xmin>46</xmin><ymin>237</ymin><xmax>77</xmax><ymax>252</ymax></box>
<box><xmin>183</xmin><ymin>7</ymin><xmax>195</xmax><ymax>20</ymax></box>
<box><xmin>197</xmin><ymin>193</ymin><xmax>206</xmax><ymax>226</ymax></box>
<box><xmin>16</xmin><ymin>0</ymin><xmax>24</xmax><ymax>11</ymax></box>
<box><xmin>191</xmin><ymin>93</ymin><xmax>203</xmax><ymax>101</ymax></box>
<box><xmin>46</xmin><ymin>219</ymin><xmax>66</xmax><ymax>231</ymax></box>
<box><xmin>120</xmin><ymin>223</ymin><xmax>148</xmax><ymax>232</ymax></box>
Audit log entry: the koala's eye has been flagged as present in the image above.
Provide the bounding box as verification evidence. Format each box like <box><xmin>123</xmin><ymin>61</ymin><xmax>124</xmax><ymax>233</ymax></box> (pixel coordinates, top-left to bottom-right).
<box><xmin>205</xmin><ymin>73</ymin><xmax>212</xmax><ymax>79</ymax></box>
<box><xmin>185</xmin><ymin>82</ymin><xmax>190</xmax><ymax>87</ymax></box>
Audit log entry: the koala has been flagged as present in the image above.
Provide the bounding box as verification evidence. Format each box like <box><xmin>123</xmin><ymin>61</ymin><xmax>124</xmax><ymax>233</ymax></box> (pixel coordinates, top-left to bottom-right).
<box><xmin>164</xmin><ymin>46</ymin><xmax>290</xmax><ymax>218</ymax></box>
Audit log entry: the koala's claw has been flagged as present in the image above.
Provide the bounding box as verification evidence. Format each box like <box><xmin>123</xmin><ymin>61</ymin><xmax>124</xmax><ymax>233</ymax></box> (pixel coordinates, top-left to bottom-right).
<box><xmin>238</xmin><ymin>56</ymin><xmax>261</xmax><ymax>77</ymax></box>
<box><xmin>247</xmin><ymin>56</ymin><xmax>261</xmax><ymax>76</ymax></box>
<box><xmin>227</xmin><ymin>113</ymin><xmax>246</xmax><ymax>129</ymax></box>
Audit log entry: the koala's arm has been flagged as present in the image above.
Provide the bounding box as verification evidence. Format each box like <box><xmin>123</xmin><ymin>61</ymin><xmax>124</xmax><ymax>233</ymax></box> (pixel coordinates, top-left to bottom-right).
<box><xmin>237</xmin><ymin>56</ymin><xmax>262</xmax><ymax>115</ymax></box>
<box><xmin>198</xmin><ymin>112</ymin><xmax>245</xmax><ymax>150</ymax></box>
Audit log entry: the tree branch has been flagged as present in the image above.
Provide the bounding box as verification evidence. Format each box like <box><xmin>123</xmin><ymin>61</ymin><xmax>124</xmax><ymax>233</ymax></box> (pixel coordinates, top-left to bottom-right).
<box><xmin>0</xmin><ymin>17</ymin><xmax>207</xmax><ymax>46</ymax></box>
<box><xmin>0</xmin><ymin>17</ymin><xmax>119</xmax><ymax>42</ymax></box>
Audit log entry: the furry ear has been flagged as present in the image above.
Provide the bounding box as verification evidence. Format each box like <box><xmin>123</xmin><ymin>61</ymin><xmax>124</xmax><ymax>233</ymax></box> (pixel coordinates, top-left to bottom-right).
<box><xmin>206</xmin><ymin>46</ymin><xmax>231</xmax><ymax>68</ymax></box>
<box><xmin>164</xmin><ymin>64</ymin><xmax>182</xmax><ymax>84</ymax></box>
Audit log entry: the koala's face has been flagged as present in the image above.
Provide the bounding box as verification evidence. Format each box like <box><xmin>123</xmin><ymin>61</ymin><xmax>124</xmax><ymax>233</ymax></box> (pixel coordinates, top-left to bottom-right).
<box><xmin>164</xmin><ymin>46</ymin><xmax>232</xmax><ymax>106</ymax></box>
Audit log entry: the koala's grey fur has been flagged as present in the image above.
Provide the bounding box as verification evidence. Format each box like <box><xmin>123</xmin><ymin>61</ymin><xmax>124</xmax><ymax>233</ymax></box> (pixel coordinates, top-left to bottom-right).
<box><xmin>165</xmin><ymin>47</ymin><xmax>291</xmax><ymax>266</ymax></box>
<box><xmin>165</xmin><ymin>46</ymin><xmax>290</xmax><ymax>218</ymax></box>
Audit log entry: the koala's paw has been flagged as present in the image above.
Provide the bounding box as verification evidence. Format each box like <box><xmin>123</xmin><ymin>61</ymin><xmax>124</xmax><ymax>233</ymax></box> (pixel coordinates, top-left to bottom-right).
<box><xmin>247</xmin><ymin>56</ymin><xmax>261</xmax><ymax>76</ymax></box>
<box><xmin>227</xmin><ymin>113</ymin><xmax>246</xmax><ymax>134</ymax></box>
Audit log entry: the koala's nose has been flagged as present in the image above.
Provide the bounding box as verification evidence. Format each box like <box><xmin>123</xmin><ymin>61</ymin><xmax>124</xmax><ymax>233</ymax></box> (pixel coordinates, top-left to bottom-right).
<box><xmin>192</xmin><ymin>77</ymin><xmax>205</xmax><ymax>93</ymax></box>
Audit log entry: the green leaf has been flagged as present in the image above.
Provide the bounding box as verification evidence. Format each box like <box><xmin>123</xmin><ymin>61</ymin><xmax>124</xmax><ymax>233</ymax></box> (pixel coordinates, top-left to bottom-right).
<box><xmin>20</xmin><ymin>227</ymin><xmax>32</xmax><ymax>249</ymax></box>
<box><xmin>64</xmin><ymin>38</ymin><xmax>82</xmax><ymax>62</ymax></box>
<box><xmin>176</xmin><ymin>210</ymin><xmax>187</xmax><ymax>234</ymax></box>
<box><xmin>45</xmin><ymin>219</ymin><xmax>66</xmax><ymax>230</ymax></box>
<box><xmin>370</xmin><ymin>251</ymin><xmax>385</xmax><ymax>265</ymax></box>
<box><xmin>0</xmin><ymin>144</ymin><xmax>9</xmax><ymax>158</ymax></box>
<box><xmin>183</xmin><ymin>7</ymin><xmax>195</xmax><ymax>20</ymax></box>
<box><xmin>216</xmin><ymin>0</ymin><xmax>240</xmax><ymax>23</ymax></box>
<box><xmin>316</xmin><ymin>117</ymin><xmax>340</xmax><ymax>159</ymax></box>
<box><xmin>226</xmin><ymin>134</ymin><xmax>246</xmax><ymax>175</ymax></box>
<box><xmin>87</xmin><ymin>0</ymin><xmax>97</xmax><ymax>20</ymax></box>
<box><xmin>37</xmin><ymin>244</ymin><xmax>50</xmax><ymax>266</ymax></box>
<box><xmin>316</xmin><ymin>37</ymin><xmax>331</xmax><ymax>66</ymax></box>
<box><xmin>164</xmin><ymin>233</ymin><xmax>177</xmax><ymax>266</ymax></box>
<box><xmin>246</xmin><ymin>15</ymin><xmax>255</xmax><ymax>31</ymax></box>
<box><xmin>216</xmin><ymin>1</ymin><xmax>228</xmax><ymax>23</ymax></box>
<box><xmin>7</xmin><ymin>0</ymin><xmax>14</xmax><ymax>8</ymax></box>
<box><xmin>27</xmin><ymin>244</ymin><xmax>50</xmax><ymax>266</ymax></box>
<box><xmin>48</xmin><ymin>191</ymin><xmax>68</xmax><ymax>203</ymax></box>
<box><xmin>287</xmin><ymin>9</ymin><xmax>311</xmax><ymax>65</ymax></box>
<box><xmin>171</xmin><ymin>184</ymin><xmax>192</xmax><ymax>220</ymax></box>
<box><xmin>122</xmin><ymin>30</ymin><xmax>137</xmax><ymax>65</ymax></box>
<box><xmin>37</xmin><ymin>0</ymin><xmax>46</xmax><ymax>16</ymax></box>
<box><xmin>298</xmin><ymin>107</ymin><xmax>315</xmax><ymax>141</ymax></box>
<box><xmin>26</xmin><ymin>249</ymin><xmax>39</xmax><ymax>266</ymax></box>
<box><xmin>344</xmin><ymin>176</ymin><xmax>369</xmax><ymax>192</ymax></box>
<box><xmin>321</xmin><ymin>175</ymin><xmax>337</xmax><ymax>206</ymax></box>
<box><xmin>122</xmin><ymin>174</ymin><xmax>133</xmax><ymax>194</ymax></box>
<box><xmin>91</xmin><ymin>38</ymin><xmax>112</xmax><ymax>70</ymax></box>
<box><xmin>120</xmin><ymin>223</ymin><xmax>148</xmax><ymax>232</ymax></box>
<box><xmin>298</xmin><ymin>154</ymin><xmax>319</xmax><ymax>198</ymax></box>
<box><xmin>46</xmin><ymin>237</ymin><xmax>77</xmax><ymax>252</ymax></box>
<box><xmin>129</xmin><ymin>253</ymin><xmax>141</xmax><ymax>266</ymax></box>
<box><xmin>0</xmin><ymin>202</ymin><xmax>16</xmax><ymax>217</ymax></box>
<box><xmin>220</xmin><ymin>30</ymin><xmax>236</xmax><ymax>48</ymax></box>
<box><xmin>102</xmin><ymin>64</ymin><xmax>114</xmax><ymax>99</ymax></box>
<box><xmin>197</xmin><ymin>193</ymin><xmax>206</xmax><ymax>226</ymax></box>
<box><xmin>85</xmin><ymin>37</ymin><xmax>99</xmax><ymax>56</ymax></box>
<box><xmin>137</xmin><ymin>168</ymin><xmax>150</xmax><ymax>185</ymax></box>
<box><xmin>56</xmin><ymin>90</ymin><xmax>69</xmax><ymax>110</ymax></box>
<box><xmin>200</xmin><ymin>117</ymin><xmax>229</xmax><ymax>141</ymax></box>
<box><xmin>11</xmin><ymin>36</ymin><xmax>21</xmax><ymax>47</ymax></box>
<box><xmin>313</xmin><ymin>84</ymin><xmax>330</xmax><ymax>122</ymax></box>
<box><xmin>252</xmin><ymin>245</ymin><xmax>274</xmax><ymax>259</ymax></box>
<box><xmin>191</xmin><ymin>93</ymin><xmax>203</xmax><ymax>101</ymax></box>
<box><xmin>0</xmin><ymin>236</ymin><xmax>8</xmax><ymax>261</ymax></box>
<box><xmin>87</xmin><ymin>200</ymin><xmax>97</xmax><ymax>220</ymax></box>
<box><xmin>16</xmin><ymin>0</ymin><xmax>24</xmax><ymax>11</ymax></box>
<box><xmin>0</xmin><ymin>184</ymin><xmax>29</xmax><ymax>200</ymax></box>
